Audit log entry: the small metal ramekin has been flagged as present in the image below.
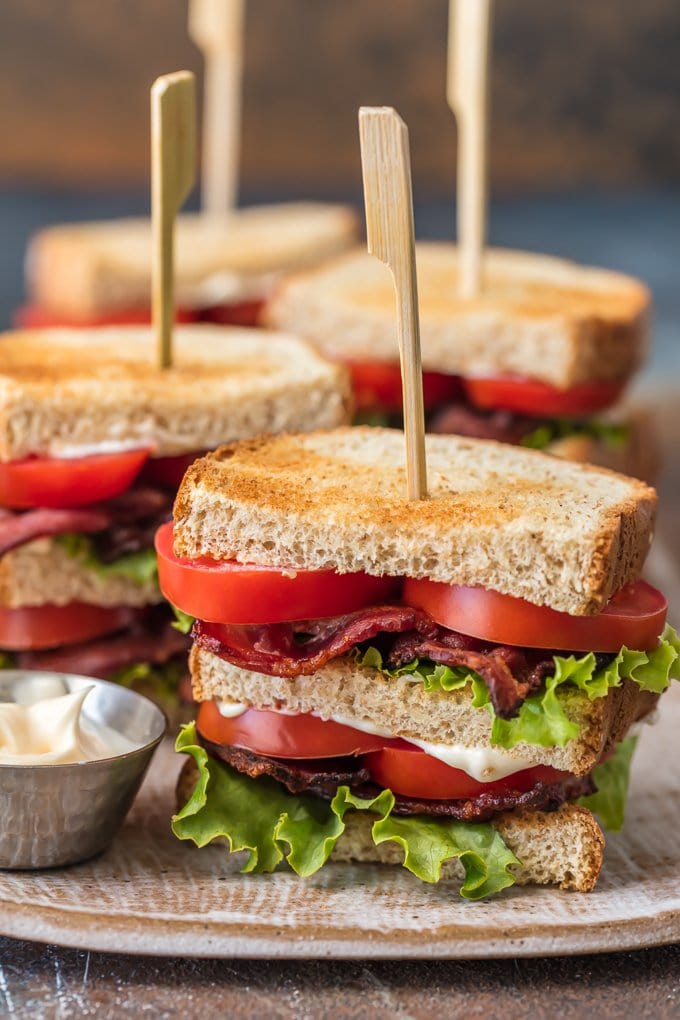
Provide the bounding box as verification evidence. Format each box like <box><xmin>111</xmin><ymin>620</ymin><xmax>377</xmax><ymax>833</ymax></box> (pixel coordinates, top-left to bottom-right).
<box><xmin>0</xmin><ymin>671</ymin><xmax>166</xmax><ymax>869</ymax></box>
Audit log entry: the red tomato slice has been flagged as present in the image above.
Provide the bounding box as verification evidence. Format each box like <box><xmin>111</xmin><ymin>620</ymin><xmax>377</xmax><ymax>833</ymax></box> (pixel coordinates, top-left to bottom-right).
<box><xmin>155</xmin><ymin>522</ymin><xmax>401</xmax><ymax>624</ymax></box>
<box><xmin>403</xmin><ymin>578</ymin><xmax>667</xmax><ymax>653</ymax></box>
<box><xmin>363</xmin><ymin>746</ymin><xmax>569</xmax><ymax>800</ymax></box>
<box><xmin>139</xmin><ymin>450</ymin><xmax>207</xmax><ymax>490</ymax></box>
<box><xmin>0</xmin><ymin>602</ymin><xmax>133</xmax><ymax>651</ymax></box>
<box><xmin>199</xmin><ymin>300</ymin><xmax>265</xmax><ymax>327</ymax></box>
<box><xmin>0</xmin><ymin>448</ymin><xmax>151</xmax><ymax>510</ymax></box>
<box><xmin>463</xmin><ymin>376</ymin><xmax>626</xmax><ymax>418</ymax></box>
<box><xmin>14</xmin><ymin>304</ymin><xmax>198</xmax><ymax>329</ymax></box>
<box><xmin>196</xmin><ymin>701</ymin><xmax>395</xmax><ymax>758</ymax></box>
<box><xmin>196</xmin><ymin>702</ymin><xmax>570</xmax><ymax>798</ymax></box>
<box><xmin>347</xmin><ymin>361</ymin><xmax>462</xmax><ymax>412</ymax></box>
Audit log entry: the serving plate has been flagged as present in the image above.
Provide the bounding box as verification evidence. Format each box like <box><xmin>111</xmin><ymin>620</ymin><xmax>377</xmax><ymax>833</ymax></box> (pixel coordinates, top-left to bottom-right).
<box><xmin>0</xmin><ymin>678</ymin><xmax>678</xmax><ymax>959</ymax></box>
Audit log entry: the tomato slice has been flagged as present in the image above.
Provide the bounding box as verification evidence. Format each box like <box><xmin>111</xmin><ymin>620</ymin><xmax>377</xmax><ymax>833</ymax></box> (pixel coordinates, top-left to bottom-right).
<box><xmin>463</xmin><ymin>376</ymin><xmax>626</xmax><ymax>418</ymax></box>
<box><xmin>14</xmin><ymin>304</ymin><xmax>199</xmax><ymax>329</ymax></box>
<box><xmin>0</xmin><ymin>448</ymin><xmax>151</xmax><ymax>510</ymax></box>
<box><xmin>403</xmin><ymin>578</ymin><xmax>667</xmax><ymax>653</ymax></box>
<box><xmin>347</xmin><ymin>361</ymin><xmax>462</xmax><ymax>412</ymax></box>
<box><xmin>199</xmin><ymin>300</ymin><xmax>265</xmax><ymax>327</ymax></box>
<box><xmin>139</xmin><ymin>450</ymin><xmax>207</xmax><ymax>490</ymax></box>
<box><xmin>197</xmin><ymin>702</ymin><xmax>571</xmax><ymax>799</ymax></box>
<box><xmin>0</xmin><ymin>602</ymin><xmax>133</xmax><ymax>651</ymax></box>
<box><xmin>197</xmin><ymin>701</ymin><xmax>395</xmax><ymax>758</ymax></box>
<box><xmin>155</xmin><ymin>522</ymin><xmax>401</xmax><ymax>624</ymax></box>
<box><xmin>363</xmin><ymin>746</ymin><xmax>569</xmax><ymax>800</ymax></box>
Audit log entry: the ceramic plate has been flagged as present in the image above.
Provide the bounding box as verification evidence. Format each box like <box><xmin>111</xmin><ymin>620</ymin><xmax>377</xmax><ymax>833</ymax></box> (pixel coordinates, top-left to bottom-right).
<box><xmin>0</xmin><ymin>677</ymin><xmax>678</xmax><ymax>959</ymax></box>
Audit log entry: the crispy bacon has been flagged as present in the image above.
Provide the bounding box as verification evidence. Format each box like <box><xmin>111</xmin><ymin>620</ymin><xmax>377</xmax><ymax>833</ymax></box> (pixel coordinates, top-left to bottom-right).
<box><xmin>193</xmin><ymin>607</ymin><xmax>438</xmax><ymax>678</ymax></box>
<box><xmin>388</xmin><ymin>631</ymin><xmax>554</xmax><ymax>718</ymax></box>
<box><xmin>428</xmin><ymin>403</ymin><xmax>537</xmax><ymax>444</ymax></box>
<box><xmin>202</xmin><ymin>739</ymin><xmax>595</xmax><ymax>822</ymax></box>
<box><xmin>18</xmin><ymin>618</ymin><xmax>188</xmax><ymax>678</ymax></box>
<box><xmin>0</xmin><ymin>486</ymin><xmax>173</xmax><ymax>560</ymax></box>
<box><xmin>0</xmin><ymin>507</ymin><xmax>111</xmax><ymax>556</ymax></box>
<box><xmin>194</xmin><ymin>607</ymin><xmax>556</xmax><ymax>719</ymax></box>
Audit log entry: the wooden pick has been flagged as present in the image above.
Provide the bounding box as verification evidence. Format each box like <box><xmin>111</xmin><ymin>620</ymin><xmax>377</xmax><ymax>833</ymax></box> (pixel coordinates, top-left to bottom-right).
<box><xmin>189</xmin><ymin>0</ymin><xmax>244</xmax><ymax>215</ymax></box>
<box><xmin>358</xmin><ymin>106</ymin><xmax>427</xmax><ymax>501</ymax></box>
<box><xmin>151</xmin><ymin>70</ymin><xmax>197</xmax><ymax>370</ymax></box>
<box><xmin>447</xmin><ymin>0</ymin><xmax>493</xmax><ymax>297</ymax></box>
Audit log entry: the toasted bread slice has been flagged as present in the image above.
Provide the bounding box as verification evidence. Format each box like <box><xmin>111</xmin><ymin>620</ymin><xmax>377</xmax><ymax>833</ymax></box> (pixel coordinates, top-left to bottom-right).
<box><xmin>264</xmin><ymin>243</ymin><xmax>650</xmax><ymax>388</ymax></box>
<box><xmin>189</xmin><ymin>645</ymin><xmax>656</xmax><ymax>776</ymax></box>
<box><xmin>27</xmin><ymin>204</ymin><xmax>358</xmax><ymax>317</ymax></box>
<box><xmin>335</xmin><ymin>802</ymin><xmax>604</xmax><ymax>892</ymax></box>
<box><xmin>174</xmin><ymin>428</ymin><xmax>656</xmax><ymax>615</ymax></box>
<box><xmin>175</xmin><ymin>757</ymin><xmax>604</xmax><ymax>892</ymax></box>
<box><xmin>0</xmin><ymin>326</ymin><xmax>351</xmax><ymax>461</ymax></box>
<box><xmin>0</xmin><ymin>539</ymin><xmax>159</xmax><ymax>609</ymax></box>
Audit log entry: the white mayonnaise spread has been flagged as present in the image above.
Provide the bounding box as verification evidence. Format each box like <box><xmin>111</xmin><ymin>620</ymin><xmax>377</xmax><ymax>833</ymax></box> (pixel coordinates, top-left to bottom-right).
<box><xmin>0</xmin><ymin>680</ymin><xmax>135</xmax><ymax>765</ymax></box>
<box><xmin>46</xmin><ymin>438</ymin><xmax>153</xmax><ymax>459</ymax></box>
<box><xmin>216</xmin><ymin>700</ymin><xmax>536</xmax><ymax>782</ymax></box>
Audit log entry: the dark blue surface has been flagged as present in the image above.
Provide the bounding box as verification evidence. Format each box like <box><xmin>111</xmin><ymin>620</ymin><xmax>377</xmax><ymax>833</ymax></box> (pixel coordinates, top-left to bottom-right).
<box><xmin>1</xmin><ymin>189</ymin><xmax>678</xmax><ymax>381</ymax></box>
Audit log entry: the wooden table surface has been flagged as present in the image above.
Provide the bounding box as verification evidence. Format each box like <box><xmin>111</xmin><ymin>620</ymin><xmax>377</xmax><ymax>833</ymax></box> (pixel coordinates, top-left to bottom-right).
<box><xmin>0</xmin><ymin>193</ymin><xmax>678</xmax><ymax>1018</ymax></box>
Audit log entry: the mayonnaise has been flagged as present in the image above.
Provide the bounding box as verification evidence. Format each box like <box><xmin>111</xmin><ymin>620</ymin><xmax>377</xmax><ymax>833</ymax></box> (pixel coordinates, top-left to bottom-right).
<box><xmin>216</xmin><ymin>700</ymin><xmax>537</xmax><ymax>782</ymax></box>
<box><xmin>0</xmin><ymin>682</ymin><xmax>136</xmax><ymax>766</ymax></box>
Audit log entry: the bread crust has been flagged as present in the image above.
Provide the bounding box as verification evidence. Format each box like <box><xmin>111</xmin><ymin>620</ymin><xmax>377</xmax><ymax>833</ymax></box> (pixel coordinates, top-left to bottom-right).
<box><xmin>173</xmin><ymin>428</ymin><xmax>656</xmax><ymax>615</ymax></box>
<box><xmin>27</xmin><ymin>204</ymin><xmax>359</xmax><ymax>316</ymax></box>
<box><xmin>175</xmin><ymin>757</ymin><xmax>604</xmax><ymax>892</ymax></box>
<box><xmin>0</xmin><ymin>327</ymin><xmax>352</xmax><ymax>460</ymax></box>
<box><xmin>264</xmin><ymin>243</ymin><xmax>650</xmax><ymax>388</ymax></box>
<box><xmin>189</xmin><ymin>646</ymin><xmax>655</xmax><ymax>776</ymax></box>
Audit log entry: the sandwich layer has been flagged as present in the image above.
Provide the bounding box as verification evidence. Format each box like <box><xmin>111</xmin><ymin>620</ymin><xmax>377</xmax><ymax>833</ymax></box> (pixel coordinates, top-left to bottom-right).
<box><xmin>334</xmin><ymin>801</ymin><xmax>604</xmax><ymax>892</ymax></box>
<box><xmin>28</xmin><ymin>203</ymin><xmax>359</xmax><ymax>317</ymax></box>
<box><xmin>189</xmin><ymin>645</ymin><xmax>655</xmax><ymax>776</ymax></box>
<box><xmin>0</xmin><ymin>327</ymin><xmax>351</xmax><ymax>460</ymax></box>
<box><xmin>175</xmin><ymin>757</ymin><xmax>604</xmax><ymax>892</ymax></box>
<box><xmin>174</xmin><ymin>428</ymin><xmax>656</xmax><ymax>615</ymax></box>
<box><xmin>0</xmin><ymin>539</ymin><xmax>159</xmax><ymax>609</ymax></box>
<box><xmin>265</xmin><ymin>243</ymin><xmax>650</xmax><ymax>388</ymax></box>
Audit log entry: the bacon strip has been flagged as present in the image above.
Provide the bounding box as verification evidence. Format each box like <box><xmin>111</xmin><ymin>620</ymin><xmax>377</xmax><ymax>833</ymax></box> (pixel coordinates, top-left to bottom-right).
<box><xmin>193</xmin><ymin>606</ymin><xmax>437</xmax><ymax>678</ymax></box>
<box><xmin>0</xmin><ymin>507</ymin><xmax>111</xmax><ymax>556</ymax></box>
<box><xmin>0</xmin><ymin>486</ymin><xmax>173</xmax><ymax>559</ymax></box>
<box><xmin>18</xmin><ymin>622</ymin><xmax>188</xmax><ymax>678</ymax></box>
<box><xmin>388</xmin><ymin>632</ymin><xmax>554</xmax><ymax>719</ymax></box>
<box><xmin>194</xmin><ymin>607</ymin><xmax>556</xmax><ymax>719</ymax></box>
<box><xmin>202</xmin><ymin>739</ymin><xmax>595</xmax><ymax>823</ymax></box>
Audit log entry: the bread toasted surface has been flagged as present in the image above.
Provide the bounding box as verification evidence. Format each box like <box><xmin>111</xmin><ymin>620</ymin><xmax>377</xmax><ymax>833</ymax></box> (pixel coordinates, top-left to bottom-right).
<box><xmin>173</xmin><ymin>427</ymin><xmax>656</xmax><ymax>615</ymax></box>
<box><xmin>189</xmin><ymin>645</ymin><xmax>654</xmax><ymax>776</ymax></box>
<box><xmin>264</xmin><ymin>243</ymin><xmax>650</xmax><ymax>388</ymax></box>
<box><xmin>0</xmin><ymin>539</ymin><xmax>159</xmax><ymax>608</ymax></box>
<box><xmin>0</xmin><ymin>327</ymin><xmax>351</xmax><ymax>460</ymax></box>
<box><xmin>27</xmin><ymin>203</ymin><xmax>359</xmax><ymax>316</ymax></box>
<box><xmin>175</xmin><ymin>757</ymin><xmax>604</xmax><ymax>892</ymax></box>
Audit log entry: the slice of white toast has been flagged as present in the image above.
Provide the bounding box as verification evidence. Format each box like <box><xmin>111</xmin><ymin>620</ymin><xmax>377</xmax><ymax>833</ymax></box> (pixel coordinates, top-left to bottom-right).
<box><xmin>264</xmin><ymin>243</ymin><xmax>650</xmax><ymax>388</ymax></box>
<box><xmin>173</xmin><ymin>427</ymin><xmax>656</xmax><ymax>615</ymax></box>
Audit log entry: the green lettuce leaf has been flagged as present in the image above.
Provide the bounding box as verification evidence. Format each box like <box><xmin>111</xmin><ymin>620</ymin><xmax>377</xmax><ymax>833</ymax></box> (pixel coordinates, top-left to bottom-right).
<box><xmin>110</xmin><ymin>659</ymin><xmax>185</xmax><ymax>708</ymax></box>
<box><xmin>520</xmin><ymin>419</ymin><xmax>630</xmax><ymax>452</ymax></box>
<box><xmin>170</xmin><ymin>605</ymin><xmax>195</xmax><ymax>635</ymax></box>
<box><xmin>56</xmin><ymin>533</ymin><xmax>158</xmax><ymax>586</ymax></box>
<box><xmin>579</xmin><ymin>735</ymin><xmax>638</xmax><ymax>831</ymax></box>
<box><xmin>359</xmin><ymin>624</ymin><xmax>680</xmax><ymax>748</ymax></box>
<box><xmin>173</xmin><ymin>723</ymin><xmax>519</xmax><ymax>899</ymax></box>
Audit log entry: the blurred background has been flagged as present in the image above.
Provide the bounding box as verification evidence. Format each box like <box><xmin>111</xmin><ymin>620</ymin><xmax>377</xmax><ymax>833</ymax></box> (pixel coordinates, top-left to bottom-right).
<box><xmin>0</xmin><ymin>0</ymin><xmax>679</xmax><ymax>372</ymax></box>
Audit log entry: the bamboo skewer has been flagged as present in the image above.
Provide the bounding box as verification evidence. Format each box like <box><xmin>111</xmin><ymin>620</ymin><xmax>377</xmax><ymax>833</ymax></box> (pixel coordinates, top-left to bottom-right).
<box><xmin>151</xmin><ymin>70</ymin><xmax>197</xmax><ymax>369</ymax></box>
<box><xmin>359</xmin><ymin>106</ymin><xmax>428</xmax><ymax>501</ymax></box>
<box><xmin>447</xmin><ymin>0</ymin><xmax>493</xmax><ymax>298</ymax></box>
<box><xmin>189</xmin><ymin>0</ymin><xmax>244</xmax><ymax>215</ymax></box>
